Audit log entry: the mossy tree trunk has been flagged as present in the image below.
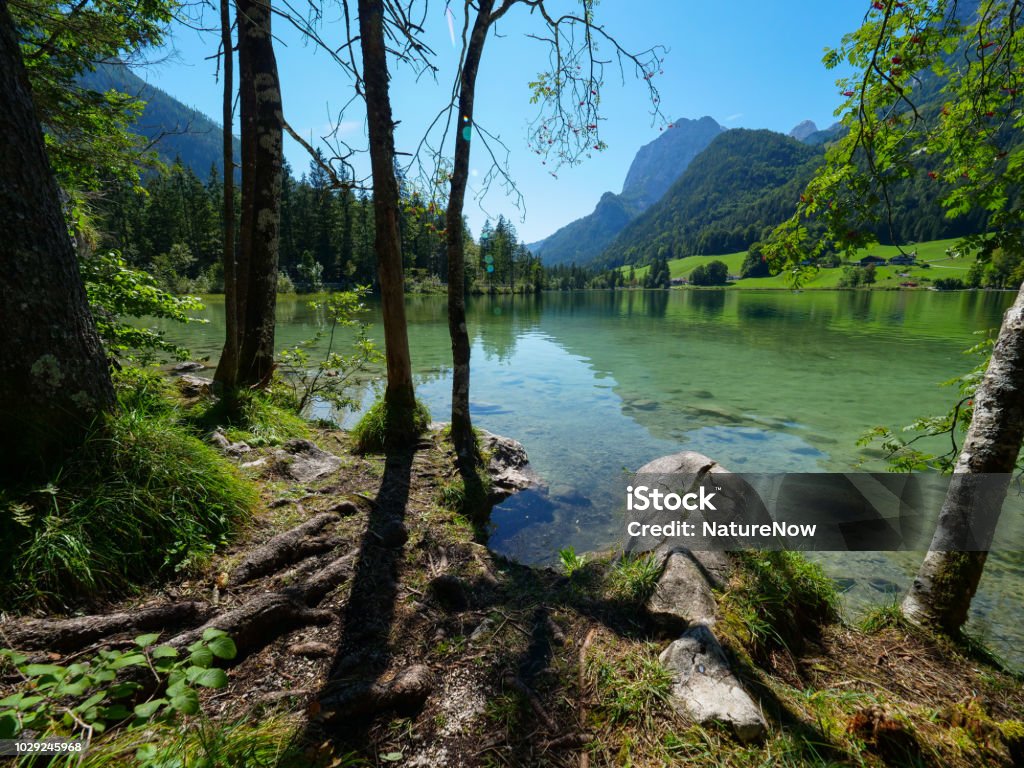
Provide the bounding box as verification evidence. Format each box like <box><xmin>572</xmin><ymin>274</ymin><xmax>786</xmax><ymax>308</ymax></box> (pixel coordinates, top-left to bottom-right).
<box><xmin>0</xmin><ymin>0</ymin><xmax>115</xmax><ymax>477</ymax></box>
<box><xmin>216</xmin><ymin>0</ymin><xmax>282</xmax><ymax>390</ymax></box>
<box><xmin>902</xmin><ymin>283</ymin><xmax>1024</xmax><ymax>632</ymax></box>
<box><xmin>445</xmin><ymin>0</ymin><xmax>496</xmax><ymax>468</ymax></box>
<box><xmin>357</xmin><ymin>0</ymin><xmax>418</xmax><ymax>441</ymax></box>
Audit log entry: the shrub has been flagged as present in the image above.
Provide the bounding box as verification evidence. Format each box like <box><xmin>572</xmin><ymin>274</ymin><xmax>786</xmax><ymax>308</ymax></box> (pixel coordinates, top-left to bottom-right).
<box><xmin>351</xmin><ymin>395</ymin><xmax>430</xmax><ymax>453</ymax></box>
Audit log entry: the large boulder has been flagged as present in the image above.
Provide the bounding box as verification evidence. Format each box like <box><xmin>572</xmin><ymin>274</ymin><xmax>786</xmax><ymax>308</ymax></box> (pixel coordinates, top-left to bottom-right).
<box><xmin>660</xmin><ymin>624</ymin><xmax>767</xmax><ymax>743</ymax></box>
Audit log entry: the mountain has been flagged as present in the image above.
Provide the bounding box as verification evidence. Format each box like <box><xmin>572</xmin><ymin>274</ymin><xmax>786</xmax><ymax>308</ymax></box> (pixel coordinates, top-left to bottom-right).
<box><xmin>530</xmin><ymin>117</ymin><xmax>724</xmax><ymax>265</ymax></box>
<box><xmin>598</xmin><ymin>129</ymin><xmax>823</xmax><ymax>267</ymax></box>
<box><xmin>620</xmin><ymin>116</ymin><xmax>726</xmax><ymax>208</ymax></box>
<box><xmin>788</xmin><ymin>120</ymin><xmax>818</xmax><ymax>142</ymax></box>
<box><xmin>79</xmin><ymin>63</ymin><xmax>239</xmax><ymax>179</ymax></box>
<box><xmin>799</xmin><ymin>121</ymin><xmax>845</xmax><ymax>146</ymax></box>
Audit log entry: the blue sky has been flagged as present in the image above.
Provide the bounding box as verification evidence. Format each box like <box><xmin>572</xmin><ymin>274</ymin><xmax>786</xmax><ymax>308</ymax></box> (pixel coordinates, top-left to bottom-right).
<box><xmin>144</xmin><ymin>0</ymin><xmax>866</xmax><ymax>243</ymax></box>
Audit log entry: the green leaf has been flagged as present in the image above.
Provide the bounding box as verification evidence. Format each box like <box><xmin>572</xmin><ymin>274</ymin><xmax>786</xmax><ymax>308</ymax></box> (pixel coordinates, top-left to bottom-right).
<box><xmin>186</xmin><ymin>667</ymin><xmax>227</xmax><ymax>688</ymax></box>
<box><xmin>133</xmin><ymin>699</ymin><xmax>166</xmax><ymax>719</ymax></box>
<box><xmin>380</xmin><ymin>752</ymin><xmax>404</xmax><ymax>762</ymax></box>
<box><xmin>108</xmin><ymin>682</ymin><xmax>142</xmax><ymax>699</ymax></box>
<box><xmin>188</xmin><ymin>646</ymin><xmax>213</xmax><ymax>668</ymax></box>
<box><xmin>134</xmin><ymin>633</ymin><xmax>161</xmax><ymax>648</ymax></box>
<box><xmin>200</xmin><ymin>628</ymin><xmax>227</xmax><ymax>641</ymax></box>
<box><xmin>151</xmin><ymin>645</ymin><xmax>179</xmax><ymax>659</ymax></box>
<box><xmin>169</xmin><ymin>687</ymin><xmax>199</xmax><ymax>715</ymax></box>
<box><xmin>207</xmin><ymin>635</ymin><xmax>237</xmax><ymax>661</ymax></box>
<box><xmin>23</xmin><ymin>663</ymin><xmax>65</xmax><ymax>678</ymax></box>
<box><xmin>76</xmin><ymin>691</ymin><xmax>108</xmax><ymax>713</ymax></box>
<box><xmin>110</xmin><ymin>652</ymin><xmax>148</xmax><ymax>670</ymax></box>
<box><xmin>0</xmin><ymin>711</ymin><xmax>21</xmax><ymax>739</ymax></box>
<box><xmin>0</xmin><ymin>693</ymin><xmax>23</xmax><ymax>708</ymax></box>
<box><xmin>16</xmin><ymin>695</ymin><xmax>44</xmax><ymax>711</ymax></box>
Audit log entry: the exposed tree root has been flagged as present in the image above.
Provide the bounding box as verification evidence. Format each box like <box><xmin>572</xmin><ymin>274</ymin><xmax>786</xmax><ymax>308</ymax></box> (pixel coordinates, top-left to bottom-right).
<box><xmin>227</xmin><ymin>511</ymin><xmax>341</xmax><ymax>586</ymax></box>
<box><xmin>320</xmin><ymin>664</ymin><xmax>434</xmax><ymax>718</ymax></box>
<box><xmin>0</xmin><ymin>601</ymin><xmax>213</xmax><ymax>652</ymax></box>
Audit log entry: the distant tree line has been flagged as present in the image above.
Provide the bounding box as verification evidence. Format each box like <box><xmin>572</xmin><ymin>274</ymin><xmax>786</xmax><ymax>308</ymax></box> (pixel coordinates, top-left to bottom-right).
<box><xmin>94</xmin><ymin>157</ymin><xmax>551</xmax><ymax>295</ymax></box>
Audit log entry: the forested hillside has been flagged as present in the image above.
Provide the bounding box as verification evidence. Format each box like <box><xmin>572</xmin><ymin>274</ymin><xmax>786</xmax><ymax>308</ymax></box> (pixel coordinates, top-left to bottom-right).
<box><xmin>80</xmin><ymin>63</ymin><xmax>239</xmax><ymax>180</ymax></box>
<box><xmin>529</xmin><ymin>117</ymin><xmax>723</xmax><ymax>265</ymax></box>
<box><xmin>599</xmin><ymin>130</ymin><xmax>823</xmax><ymax>267</ymax></box>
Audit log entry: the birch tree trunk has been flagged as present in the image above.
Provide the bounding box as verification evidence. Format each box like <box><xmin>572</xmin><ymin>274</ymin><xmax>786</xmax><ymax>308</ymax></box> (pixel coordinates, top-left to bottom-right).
<box><xmin>902</xmin><ymin>283</ymin><xmax>1024</xmax><ymax>632</ymax></box>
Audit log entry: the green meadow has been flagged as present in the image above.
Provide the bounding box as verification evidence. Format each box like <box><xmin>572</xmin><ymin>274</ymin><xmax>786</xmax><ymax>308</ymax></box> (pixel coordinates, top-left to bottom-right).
<box><xmin>620</xmin><ymin>237</ymin><xmax>978</xmax><ymax>289</ymax></box>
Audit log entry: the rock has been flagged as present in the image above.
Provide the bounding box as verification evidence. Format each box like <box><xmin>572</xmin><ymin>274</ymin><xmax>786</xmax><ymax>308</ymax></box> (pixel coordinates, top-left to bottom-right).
<box><xmin>288</xmin><ymin>641</ymin><xmax>334</xmax><ymax>658</ymax></box>
<box><xmin>328</xmin><ymin>501</ymin><xmax>360</xmax><ymax>516</ymax></box>
<box><xmin>429</xmin><ymin>574</ymin><xmax>469</xmax><ymax>612</ymax></box>
<box><xmin>660</xmin><ymin>624</ymin><xmax>767</xmax><ymax>743</ymax></box>
<box><xmin>208</xmin><ymin>429</ymin><xmax>250</xmax><ymax>457</ymax></box>
<box><xmin>273</xmin><ymin>439</ymin><xmax>341</xmax><ymax>483</ymax></box>
<box><xmin>469</xmin><ymin>617</ymin><xmax>494</xmax><ymax>642</ymax></box>
<box><xmin>176</xmin><ymin>374</ymin><xmax>212</xmax><ymax>397</ymax></box>
<box><xmin>627</xmin><ymin>451</ymin><xmax>771</xmax><ymax>554</ymax></box>
<box><xmin>479</xmin><ymin>430</ymin><xmax>535</xmax><ymax>499</ymax></box>
<box><xmin>173</xmin><ymin>361</ymin><xmax>205</xmax><ymax>372</ymax></box>
<box><xmin>646</xmin><ymin>552</ymin><xmax>718</xmax><ymax>629</ymax></box>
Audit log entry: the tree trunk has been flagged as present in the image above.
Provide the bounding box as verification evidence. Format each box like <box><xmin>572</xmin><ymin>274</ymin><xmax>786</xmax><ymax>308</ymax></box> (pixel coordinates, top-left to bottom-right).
<box><xmin>0</xmin><ymin>0</ymin><xmax>115</xmax><ymax>477</ymax></box>
<box><xmin>221</xmin><ymin>0</ymin><xmax>283</xmax><ymax>389</ymax></box>
<box><xmin>214</xmin><ymin>0</ymin><xmax>239</xmax><ymax>389</ymax></box>
<box><xmin>357</xmin><ymin>0</ymin><xmax>418</xmax><ymax>440</ymax></box>
<box><xmin>445</xmin><ymin>0</ymin><xmax>495</xmax><ymax>466</ymax></box>
<box><xmin>902</xmin><ymin>283</ymin><xmax>1024</xmax><ymax>632</ymax></box>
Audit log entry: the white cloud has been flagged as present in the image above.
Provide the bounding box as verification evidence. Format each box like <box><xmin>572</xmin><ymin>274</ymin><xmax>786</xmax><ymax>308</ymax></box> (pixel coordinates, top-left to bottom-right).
<box><xmin>725</xmin><ymin>113</ymin><xmax>744</xmax><ymax>122</ymax></box>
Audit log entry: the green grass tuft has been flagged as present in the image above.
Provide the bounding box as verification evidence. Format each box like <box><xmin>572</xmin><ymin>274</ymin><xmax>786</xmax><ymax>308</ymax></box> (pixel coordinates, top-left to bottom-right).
<box><xmin>718</xmin><ymin>551</ymin><xmax>840</xmax><ymax>660</ymax></box>
<box><xmin>0</xmin><ymin>374</ymin><xmax>257</xmax><ymax>611</ymax></box>
<box><xmin>351</xmin><ymin>395</ymin><xmax>430</xmax><ymax>453</ymax></box>
<box><xmin>188</xmin><ymin>388</ymin><xmax>310</xmax><ymax>447</ymax></box>
<box><xmin>608</xmin><ymin>552</ymin><xmax>662</xmax><ymax>603</ymax></box>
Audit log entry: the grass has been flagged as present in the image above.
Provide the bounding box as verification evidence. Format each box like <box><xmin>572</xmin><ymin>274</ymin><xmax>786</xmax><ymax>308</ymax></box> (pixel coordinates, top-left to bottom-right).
<box><xmin>188</xmin><ymin>387</ymin><xmax>310</xmax><ymax>446</ymax></box>
<box><xmin>619</xmin><ymin>237</ymin><xmax>980</xmax><ymax>290</ymax></box>
<box><xmin>0</xmin><ymin>369</ymin><xmax>258</xmax><ymax>610</ymax></box>
<box><xmin>77</xmin><ymin>713</ymin><xmax>315</xmax><ymax>767</ymax></box>
<box><xmin>717</xmin><ymin>551</ymin><xmax>840</xmax><ymax>662</ymax></box>
<box><xmin>607</xmin><ymin>552</ymin><xmax>662</xmax><ymax>603</ymax></box>
<box><xmin>351</xmin><ymin>395</ymin><xmax>430</xmax><ymax>453</ymax></box>
<box><xmin>587</xmin><ymin>638</ymin><xmax>674</xmax><ymax>726</ymax></box>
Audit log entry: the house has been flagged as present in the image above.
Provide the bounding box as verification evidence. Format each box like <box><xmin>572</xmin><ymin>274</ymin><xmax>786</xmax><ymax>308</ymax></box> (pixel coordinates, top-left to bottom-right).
<box><xmin>670</xmin><ymin>277</ymin><xmax>687</xmax><ymax>286</ymax></box>
<box><xmin>888</xmin><ymin>254</ymin><xmax>917</xmax><ymax>266</ymax></box>
<box><xmin>858</xmin><ymin>254</ymin><xmax>887</xmax><ymax>267</ymax></box>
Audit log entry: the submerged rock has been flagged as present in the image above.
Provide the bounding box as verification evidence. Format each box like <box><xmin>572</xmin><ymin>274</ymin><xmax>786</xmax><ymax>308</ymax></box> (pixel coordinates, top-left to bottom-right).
<box><xmin>172</xmin><ymin>361</ymin><xmax>205</xmax><ymax>373</ymax></box>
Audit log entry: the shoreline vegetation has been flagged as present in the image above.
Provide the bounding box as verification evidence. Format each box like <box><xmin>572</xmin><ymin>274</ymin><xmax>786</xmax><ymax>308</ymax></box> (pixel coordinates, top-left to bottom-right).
<box><xmin>2</xmin><ymin>372</ymin><xmax>1022</xmax><ymax>766</ymax></box>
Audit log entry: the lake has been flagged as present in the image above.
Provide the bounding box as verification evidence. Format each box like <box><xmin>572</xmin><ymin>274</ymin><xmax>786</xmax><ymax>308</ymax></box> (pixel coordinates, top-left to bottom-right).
<box><xmin>155</xmin><ymin>288</ymin><xmax>1024</xmax><ymax>666</ymax></box>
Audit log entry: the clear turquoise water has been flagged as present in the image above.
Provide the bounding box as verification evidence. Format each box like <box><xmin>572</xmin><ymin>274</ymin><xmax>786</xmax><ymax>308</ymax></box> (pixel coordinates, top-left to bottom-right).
<box><xmin>155</xmin><ymin>288</ymin><xmax>1023</xmax><ymax>666</ymax></box>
